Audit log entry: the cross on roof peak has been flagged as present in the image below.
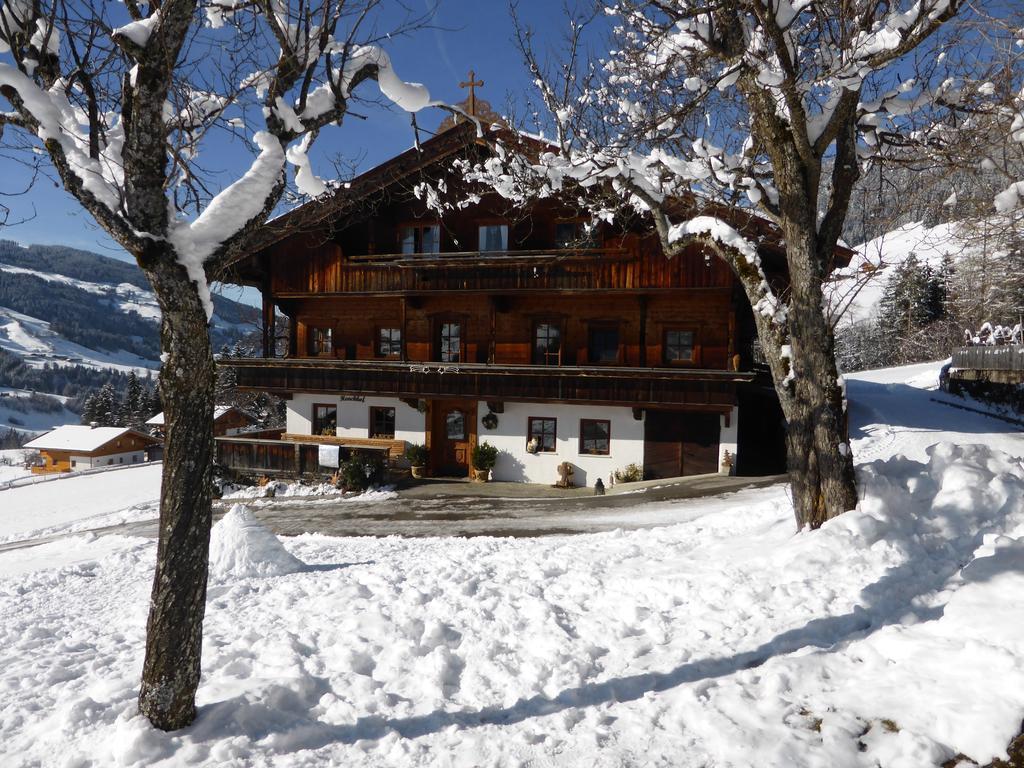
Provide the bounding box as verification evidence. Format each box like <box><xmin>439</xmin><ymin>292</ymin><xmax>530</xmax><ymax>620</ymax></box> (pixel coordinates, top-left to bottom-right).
<box><xmin>459</xmin><ymin>69</ymin><xmax>484</xmax><ymax>116</ymax></box>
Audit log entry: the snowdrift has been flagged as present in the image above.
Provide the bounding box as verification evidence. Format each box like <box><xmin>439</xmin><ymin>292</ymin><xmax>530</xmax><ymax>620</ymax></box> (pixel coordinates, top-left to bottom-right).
<box><xmin>208</xmin><ymin>504</ymin><xmax>304</xmax><ymax>580</ymax></box>
<box><xmin>3</xmin><ymin>438</ymin><xmax>1024</xmax><ymax>767</ymax></box>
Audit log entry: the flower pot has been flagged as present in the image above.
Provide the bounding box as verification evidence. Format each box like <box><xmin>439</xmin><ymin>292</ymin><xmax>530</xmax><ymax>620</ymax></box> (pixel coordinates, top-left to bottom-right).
<box><xmin>410</xmin><ymin>465</ymin><xmax>426</xmax><ymax>479</ymax></box>
<box><xmin>471</xmin><ymin>468</ymin><xmax>490</xmax><ymax>483</ymax></box>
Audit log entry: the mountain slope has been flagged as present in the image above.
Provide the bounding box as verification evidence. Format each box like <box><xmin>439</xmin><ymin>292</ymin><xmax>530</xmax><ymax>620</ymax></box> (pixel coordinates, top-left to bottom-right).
<box><xmin>0</xmin><ymin>240</ymin><xmax>257</xmax><ymax>374</ymax></box>
<box><xmin>829</xmin><ymin>220</ymin><xmax>968</xmax><ymax>326</ymax></box>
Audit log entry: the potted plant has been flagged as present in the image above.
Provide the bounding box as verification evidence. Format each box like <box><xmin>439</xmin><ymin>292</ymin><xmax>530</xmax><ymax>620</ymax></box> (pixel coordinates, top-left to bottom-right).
<box><xmin>406</xmin><ymin>443</ymin><xmax>428</xmax><ymax>478</ymax></box>
<box><xmin>470</xmin><ymin>441</ymin><xmax>498</xmax><ymax>482</ymax></box>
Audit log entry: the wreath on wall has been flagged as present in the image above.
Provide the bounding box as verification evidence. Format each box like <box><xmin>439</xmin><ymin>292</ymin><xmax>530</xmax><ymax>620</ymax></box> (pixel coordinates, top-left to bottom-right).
<box><xmin>482</xmin><ymin>411</ymin><xmax>499</xmax><ymax>430</ymax></box>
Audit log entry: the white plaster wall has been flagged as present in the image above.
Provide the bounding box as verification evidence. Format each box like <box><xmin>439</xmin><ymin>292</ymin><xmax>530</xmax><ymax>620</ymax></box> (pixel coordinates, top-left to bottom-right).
<box><xmin>477</xmin><ymin>401</ymin><xmax>644</xmax><ymax>487</ymax></box>
<box><xmin>718</xmin><ymin>406</ymin><xmax>739</xmax><ymax>473</ymax></box>
<box><xmin>71</xmin><ymin>451</ymin><xmax>145</xmax><ymax>470</ymax></box>
<box><xmin>286</xmin><ymin>393</ymin><xmax>425</xmax><ymax>444</ymax></box>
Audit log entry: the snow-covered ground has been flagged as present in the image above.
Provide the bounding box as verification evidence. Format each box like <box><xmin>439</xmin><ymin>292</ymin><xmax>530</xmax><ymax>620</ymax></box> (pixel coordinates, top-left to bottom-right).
<box><xmin>2</xmin><ymin>361</ymin><xmax>1024</xmax><ymax>767</ymax></box>
<box><xmin>0</xmin><ymin>386</ymin><xmax>81</xmax><ymax>435</ymax></box>
<box><xmin>829</xmin><ymin>220</ymin><xmax>972</xmax><ymax>325</ymax></box>
<box><xmin>0</xmin><ymin>448</ymin><xmax>34</xmax><ymax>483</ymax></box>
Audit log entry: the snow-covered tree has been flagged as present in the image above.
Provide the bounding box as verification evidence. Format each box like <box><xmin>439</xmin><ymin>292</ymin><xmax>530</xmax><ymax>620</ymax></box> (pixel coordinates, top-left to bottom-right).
<box><xmin>0</xmin><ymin>0</ymin><xmax>440</xmax><ymax>730</ymax></box>
<box><xmin>463</xmin><ymin>0</ymin><xmax>981</xmax><ymax>528</ymax></box>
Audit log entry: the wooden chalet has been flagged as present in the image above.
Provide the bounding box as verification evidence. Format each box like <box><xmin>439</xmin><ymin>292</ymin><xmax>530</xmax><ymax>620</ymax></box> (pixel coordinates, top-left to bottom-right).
<box><xmin>25</xmin><ymin>425</ymin><xmax>159</xmax><ymax>474</ymax></box>
<box><xmin>220</xmin><ymin>118</ymin><xmax>821</xmax><ymax>485</ymax></box>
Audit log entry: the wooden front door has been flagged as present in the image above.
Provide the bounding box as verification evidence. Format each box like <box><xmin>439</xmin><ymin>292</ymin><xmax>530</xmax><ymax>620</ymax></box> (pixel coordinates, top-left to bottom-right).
<box><xmin>429</xmin><ymin>400</ymin><xmax>476</xmax><ymax>477</ymax></box>
<box><xmin>644</xmin><ymin>410</ymin><xmax>720</xmax><ymax>479</ymax></box>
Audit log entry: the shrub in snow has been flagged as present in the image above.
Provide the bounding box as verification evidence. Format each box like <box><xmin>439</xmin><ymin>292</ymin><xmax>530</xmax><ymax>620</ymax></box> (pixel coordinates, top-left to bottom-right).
<box><xmin>339</xmin><ymin>451</ymin><xmax>386</xmax><ymax>492</ymax></box>
<box><xmin>208</xmin><ymin>504</ymin><xmax>304</xmax><ymax>580</ymax></box>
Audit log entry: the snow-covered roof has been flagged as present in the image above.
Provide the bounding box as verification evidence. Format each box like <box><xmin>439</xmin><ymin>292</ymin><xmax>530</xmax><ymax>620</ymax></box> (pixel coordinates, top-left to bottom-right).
<box><xmin>24</xmin><ymin>425</ymin><xmax>156</xmax><ymax>453</ymax></box>
<box><xmin>146</xmin><ymin>405</ymin><xmax>245</xmax><ymax>426</ymax></box>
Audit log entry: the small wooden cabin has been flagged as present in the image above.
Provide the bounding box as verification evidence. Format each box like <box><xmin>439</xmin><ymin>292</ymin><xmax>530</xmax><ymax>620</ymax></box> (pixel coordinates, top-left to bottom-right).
<box><xmin>25</xmin><ymin>425</ymin><xmax>160</xmax><ymax>474</ymax></box>
<box><xmin>146</xmin><ymin>406</ymin><xmax>256</xmax><ymax>438</ymax></box>
<box><xmin>220</xmin><ymin>121</ymin><xmax>839</xmax><ymax>484</ymax></box>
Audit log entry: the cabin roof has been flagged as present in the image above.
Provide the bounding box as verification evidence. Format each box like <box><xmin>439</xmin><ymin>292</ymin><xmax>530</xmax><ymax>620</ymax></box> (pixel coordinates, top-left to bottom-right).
<box><xmin>146</xmin><ymin>405</ymin><xmax>250</xmax><ymax>427</ymax></box>
<box><xmin>25</xmin><ymin>425</ymin><xmax>159</xmax><ymax>453</ymax></box>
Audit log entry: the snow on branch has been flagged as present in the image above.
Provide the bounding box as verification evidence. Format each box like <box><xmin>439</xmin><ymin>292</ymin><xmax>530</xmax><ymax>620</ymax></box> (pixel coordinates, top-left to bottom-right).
<box><xmin>0</xmin><ymin>62</ymin><xmax>124</xmax><ymax>213</ymax></box>
<box><xmin>995</xmin><ymin>89</ymin><xmax>1024</xmax><ymax>213</ymax></box>
<box><xmin>169</xmin><ymin>131</ymin><xmax>286</xmax><ymax>318</ymax></box>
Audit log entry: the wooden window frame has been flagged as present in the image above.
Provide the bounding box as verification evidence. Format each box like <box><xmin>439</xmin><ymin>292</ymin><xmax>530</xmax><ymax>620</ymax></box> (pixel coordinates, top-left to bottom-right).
<box><xmin>307</xmin><ymin>325</ymin><xmax>334</xmax><ymax>357</ymax></box>
<box><xmin>532</xmin><ymin>319</ymin><xmax>564</xmax><ymax>366</ymax></box>
<box><xmin>579</xmin><ymin>418</ymin><xmax>611</xmax><ymax>456</ymax></box>
<box><xmin>376</xmin><ymin>326</ymin><xmax>403</xmax><ymax>359</ymax></box>
<box><xmin>369</xmin><ymin>406</ymin><xmax>396</xmax><ymax>439</ymax></box>
<box><xmin>435</xmin><ymin>317</ymin><xmax>465</xmax><ymax>363</ymax></box>
<box><xmin>312</xmin><ymin>403</ymin><xmax>338</xmax><ymax>435</ymax></box>
<box><xmin>586</xmin><ymin>322</ymin><xmax>622</xmax><ymax>366</ymax></box>
<box><xmin>527</xmin><ymin>416</ymin><xmax>557</xmax><ymax>453</ymax></box>
<box><xmin>399</xmin><ymin>221</ymin><xmax>441</xmax><ymax>255</ymax></box>
<box><xmin>663</xmin><ymin>328</ymin><xmax>699</xmax><ymax>367</ymax></box>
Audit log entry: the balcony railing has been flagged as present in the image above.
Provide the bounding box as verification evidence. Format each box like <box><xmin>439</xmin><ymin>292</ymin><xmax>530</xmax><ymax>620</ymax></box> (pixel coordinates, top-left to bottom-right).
<box><xmin>223</xmin><ymin>357</ymin><xmax>752</xmax><ymax>410</ymax></box>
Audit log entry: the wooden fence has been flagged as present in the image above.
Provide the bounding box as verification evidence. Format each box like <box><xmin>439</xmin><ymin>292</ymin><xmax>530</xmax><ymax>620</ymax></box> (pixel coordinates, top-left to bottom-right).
<box><xmin>215</xmin><ymin>437</ymin><xmax>389</xmax><ymax>477</ymax></box>
<box><xmin>951</xmin><ymin>346</ymin><xmax>1024</xmax><ymax>372</ymax></box>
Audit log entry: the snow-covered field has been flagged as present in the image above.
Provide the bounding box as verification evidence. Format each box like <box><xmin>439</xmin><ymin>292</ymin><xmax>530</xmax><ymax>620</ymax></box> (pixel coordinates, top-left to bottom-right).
<box><xmin>0</xmin><ymin>386</ymin><xmax>81</xmax><ymax>435</ymax></box>
<box><xmin>829</xmin><ymin>220</ymin><xmax>971</xmax><ymax>325</ymax></box>
<box><xmin>2</xmin><ymin>361</ymin><xmax>1024</xmax><ymax>767</ymax></box>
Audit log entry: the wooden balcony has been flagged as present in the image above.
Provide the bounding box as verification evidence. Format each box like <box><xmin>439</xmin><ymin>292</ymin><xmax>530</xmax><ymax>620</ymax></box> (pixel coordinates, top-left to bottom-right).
<box><xmin>268</xmin><ymin>246</ymin><xmax>734</xmax><ymax>296</ymax></box>
<box><xmin>223</xmin><ymin>358</ymin><xmax>752</xmax><ymax>410</ymax></box>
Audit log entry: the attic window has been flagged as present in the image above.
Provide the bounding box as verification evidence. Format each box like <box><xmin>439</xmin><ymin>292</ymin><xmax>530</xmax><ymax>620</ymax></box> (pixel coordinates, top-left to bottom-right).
<box><xmin>478</xmin><ymin>224</ymin><xmax>508</xmax><ymax>252</ymax></box>
<box><xmin>401</xmin><ymin>224</ymin><xmax>440</xmax><ymax>254</ymax></box>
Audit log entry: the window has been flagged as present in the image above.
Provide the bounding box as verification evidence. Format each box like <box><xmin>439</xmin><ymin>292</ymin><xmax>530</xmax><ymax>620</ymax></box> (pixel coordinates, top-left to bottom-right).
<box><xmin>478</xmin><ymin>224</ymin><xmax>508</xmax><ymax>252</ymax></box>
<box><xmin>664</xmin><ymin>330</ymin><xmax>696</xmax><ymax>364</ymax></box>
<box><xmin>312</xmin><ymin>403</ymin><xmax>337</xmax><ymax>435</ymax></box>
<box><xmin>378</xmin><ymin>327</ymin><xmax>402</xmax><ymax>358</ymax></box>
<box><xmin>587</xmin><ymin>325</ymin><xmax>620</xmax><ymax>364</ymax></box>
<box><xmin>438</xmin><ymin>321</ymin><xmax>462</xmax><ymax>363</ymax></box>
<box><xmin>533</xmin><ymin>322</ymin><xmax>562</xmax><ymax>366</ymax></box>
<box><xmin>369</xmin><ymin>407</ymin><xmax>396</xmax><ymax>439</ymax></box>
<box><xmin>554</xmin><ymin>221</ymin><xmax>599</xmax><ymax>249</ymax></box>
<box><xmin>528</xmin><ymin>417</ymin><xmax>557</xmax><ymax>452</ymax></box>
<box><xmin>579</xmin><ymin>419</ymin><xmax>611</xmax><ymax>455</ymax></box>
<box><xmin>400</xmin><ymin>223</ymin><xmax>440</xmax><ymax>254</ymax></box>
<box><xmin>446</xmin><ymin>410</ymin><xmax>466</xmax><ymax>440</ymax></box>
<box><xmin>308</xmin><ymin>326</ymin><xmax>333</xmax><ymax>356</ymax></box>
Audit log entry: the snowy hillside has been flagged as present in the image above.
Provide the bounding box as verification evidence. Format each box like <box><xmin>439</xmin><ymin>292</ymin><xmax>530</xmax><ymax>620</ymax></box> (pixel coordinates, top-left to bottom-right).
<box><xmin>829</xmin><ymin>221</ymin><xmax>971</xmax><ymax>325</ymax></box>
<box><xmin>0</xmin><ymin>305</ymin><xmax>157</xmax><ymax>375</ymax></box>
<box><xmin>0</xmin><ymin>240</ymin><xmax>256</xmax><ymax>375</ymax></box>
<box><xmin>1</xmin><ymin>361</ymin><xmax>1024</xmax><ymax>766</ymax></box>
<box><xmin>0</xmin><ymin>386</ymin><xmax>79</xmax><ymax>435</ymax></box>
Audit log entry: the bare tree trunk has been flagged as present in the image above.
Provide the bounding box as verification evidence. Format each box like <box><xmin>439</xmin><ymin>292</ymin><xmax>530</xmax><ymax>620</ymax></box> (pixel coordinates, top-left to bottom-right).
<box><xmin>783</xmin><ymin>236</ymin><xmax>859</xmax><ymax>529</ymax></box>
<box><xmin>138</xmin><ymin>255</ymin><xmax>217</xmax><ymax>731</ymax></box>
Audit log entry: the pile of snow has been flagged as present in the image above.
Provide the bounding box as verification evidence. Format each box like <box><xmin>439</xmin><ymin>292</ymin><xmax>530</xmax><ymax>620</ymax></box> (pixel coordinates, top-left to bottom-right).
<box><xmin>208</xmin><ymin>504</ymin><xmax>305</xmax><ymax>580</ymax></box>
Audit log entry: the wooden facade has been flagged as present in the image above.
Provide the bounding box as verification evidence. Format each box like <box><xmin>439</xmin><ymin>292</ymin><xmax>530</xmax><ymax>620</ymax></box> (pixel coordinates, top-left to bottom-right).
<box><xmin>30</xmin><ymin>430</ymin><xmax>158</xmax><ymax>474</ymax></box>
<box><xmin>221</xmin><ymin>124</ymin><xmax>807</xmax><ymax>480</ymax></box>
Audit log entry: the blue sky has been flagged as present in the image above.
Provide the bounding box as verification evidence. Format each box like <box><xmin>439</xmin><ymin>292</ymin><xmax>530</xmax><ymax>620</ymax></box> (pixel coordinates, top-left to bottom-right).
<box><xmin>0</xmin><ymin>0</ymin><xmax>566</xmax><ymax>293</ymax></box>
